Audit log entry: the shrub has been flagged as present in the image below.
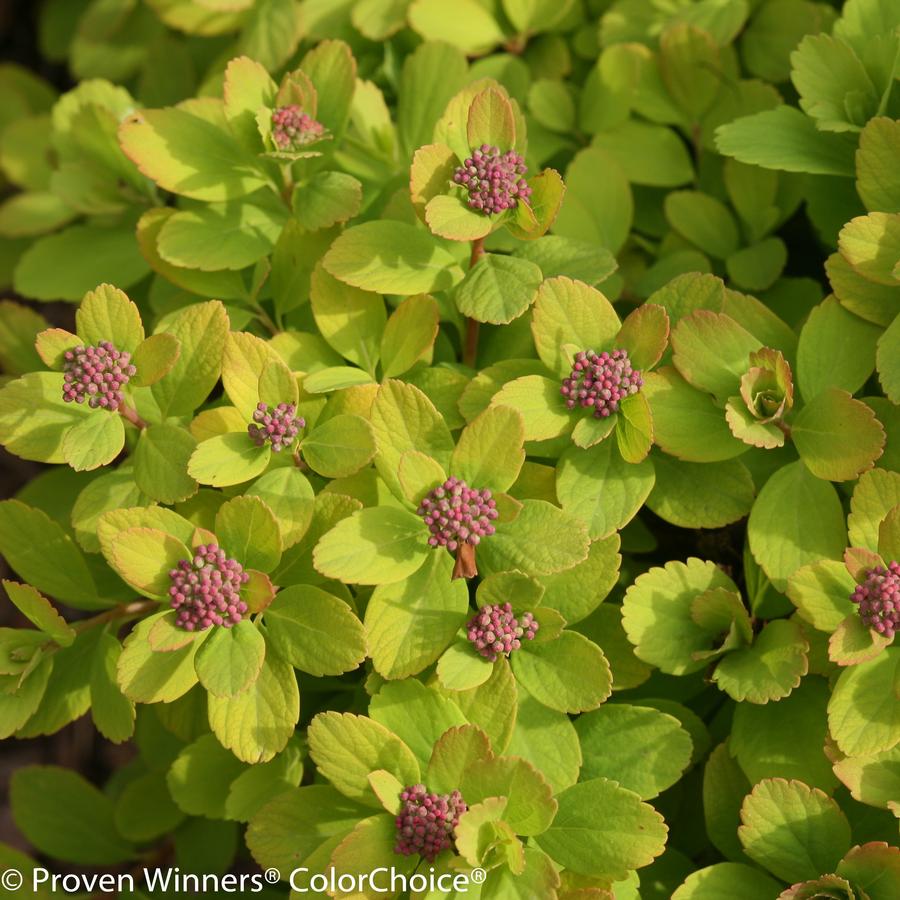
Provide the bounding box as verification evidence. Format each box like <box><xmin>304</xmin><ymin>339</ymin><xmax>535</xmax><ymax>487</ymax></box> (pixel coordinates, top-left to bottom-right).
<box><xmin>0</xmin><ymin>1</ymin><xmax>898</xmax><ymax>898</ymax></box>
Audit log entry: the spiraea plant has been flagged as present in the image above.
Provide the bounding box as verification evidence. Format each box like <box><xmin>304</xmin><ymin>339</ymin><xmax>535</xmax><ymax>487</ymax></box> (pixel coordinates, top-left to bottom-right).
<box><xmin>0</xmin><ymin>2</ymin><xmax>899</xmax><ymax>899</ymax></box>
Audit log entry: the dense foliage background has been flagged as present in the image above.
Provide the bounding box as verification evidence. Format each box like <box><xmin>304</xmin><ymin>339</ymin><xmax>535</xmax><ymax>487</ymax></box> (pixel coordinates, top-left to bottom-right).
<box><xmin>0</xmin><ymin>1</ymin><xmax>899</xmax><ymax>898</ymax></box>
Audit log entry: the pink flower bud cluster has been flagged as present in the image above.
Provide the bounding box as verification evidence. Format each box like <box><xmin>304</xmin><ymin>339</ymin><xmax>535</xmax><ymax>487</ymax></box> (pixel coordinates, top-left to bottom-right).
<box><xmin>561</xmin><ymin>349</ymin><xmax>643</xmax><ymax>419</ymax></box>
<box><xmin>169</xmin><ymin>544</ymin><xmax>250</xmax><ymax>631</ymax></box>
<box><xmin>417</xmin><ymin>477</ymin><xmax>498</xmax><ymax>552</ymax></box>
<box><xmin>62</xmin><ymin>341</ymin><xmax>136</xmax><ymax>411</ymax></box>
<box><xmin>394</xmin><ymin>784</ymin><xmax>467</xmax><ymax>862</ymax></box>
<box><xmin>452</xmin><ymin>144</ymin><xmax>531</xmax><ymax>215</ymax></box>
<box><xmin>851</xmin><ymin>561</ymin><xmax>900</xmax><ymax>639</ymax></box>
<box><xmin>467</xmin><ymin>602</ymin><xmax>539</xmax><ymax>662</ymax></box>
<box><xmin>248</xmin><ymin>402</ymin><xmax>304</xmax><ymax>452</ymax></box>
<box><xmin>271</xmin><ymin>105</ymin><xmax>325</xmax><ymax>151</ymax></box>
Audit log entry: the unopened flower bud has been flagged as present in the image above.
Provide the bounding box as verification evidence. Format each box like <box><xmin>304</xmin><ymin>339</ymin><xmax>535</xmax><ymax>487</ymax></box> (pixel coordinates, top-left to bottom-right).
<box><xmin>394</xmin><ymin>784</ymin><xmax>467</xmax><ymax>862</ymax></box>
<box><xmin>168</xmin><ymin>543</ymin><xmax>250</xmax><ymax>631</ymax></box>
<box><xmin>452</xmin><ymin>144</ymin><xmax>531</xmax><ymax>215</ymax></box>
<box><xmin>62</xmin><ymin>341</ymin><xmax>136</xmax><ymax>411</ymax></box>
<box><xmin>561</xmin><ymin>348</ymin><xmax>642</xmax><ymax>418</ymax></box>
<box><xmin>851</xmin><ymin>561</ymin><xmax>900</xmax><ymax>639</ymax></box>
<box><xmin>247</xmin><ymin>401</ymin><xmax>304</xmax><ymax>452</ymax></box>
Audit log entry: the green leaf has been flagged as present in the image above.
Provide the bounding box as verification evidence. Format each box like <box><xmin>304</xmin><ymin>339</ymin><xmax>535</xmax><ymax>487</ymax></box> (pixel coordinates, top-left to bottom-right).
<box><xmin>747</xmin><ymin>460</ymin><xmax>846</xmax><ymax>591</ymax></box>
<box><xmin>490</xmin><ymin>374</ymin><xmax>572</xmax><ymax>442</ymax></box>
<box><xmin>222</xmin><ymin>55</ymin><xmax>277</xmax><ymax>151</ymax></box>
<box><xmin>110</xmin><ymin>527</ymin><xmax>190</xmax><ymax>599</ymax></box>
<box><xmin>2</xmin><ymin>580</ymin><xmax>74</xmax><ymax>646</ymax></box>
<box><xmin>264</xmin><ymin>584</ymin><xmax>366</xmax><ymax>676</ymax></box>
<box><xmin>379</xmin><ymin>294</ymin><xmax>438</xmax><ymax>378</ymax></box>
<box><xmin>622</xmin><ymin>558</ymin><xmax>741</xmax><ymax>675</ymax></box>
<box><xmin>665</xmin><ymin>191</ymin><xmax>740</xmax><ymax>260</ymax></box>
<box><xmin>310</xmin><ymin>263</ymin><xmax>385</xmax><ymax>375</ymax></box>
<box><xmin>194</xmin><ymin>620</ymin><xmax>266</xmax><ymax>698</ymax></box>
<box><xmin>726</xmin><ymin>238</ymin><xmax>788</xmax><ymax>292</ymax></box>
<box><xmin>857</xmin><ymin>117</ymin><xmax>900</xmax><ymax>213</ymax></box>
<box><xmin>167</xmin><ymin>734</ymin><xmax>247</xmax><ymax>818</ymax></box>
<box><xmin>134</xmin><ymin>424</ymin><xmax>198</xmax><ymax>504</ymax></box>
<box><xmin>878</xmin><ymin>312</ymin><xmax>900</xmax><ymax>404</ymax></box>
<box><xmin>323</xmin><ymin>221</ymin><xmax>464</xmax><ymax>295</ymax></box>
<box><xmin>738</xmin><ymin>779</ymin><xmax>851</xmax><ymax>883</ymax></box>
<box><xmin>828</xmin><ymin>649</ymin><xmax>900</xmax><ymax>756</ymax></box>
<box><xmin>480</xmin><ymin>500</ymin><xmax>590</xmax><ymax>576</ymax></box>
<box><xmin>451</xmin><ymin>406</ymin><xmax>525</xmax><ymax>493</ymax></box>
<box><xmin>556</xmin><ymin>439</ymin><xmax>655</xmax><ymax>539</ymax></box>
<box><xmin>0</xmin><ymin>500</ymin><xmax>97</xmax><ymax>608</ymax></box>
<box><xmin>787</xmin><ymin>559</ymin><xmax>856</xmax><ymax>633</ymax></box>
<box><xmin>513</xmin><ymin>235</ymin><xmax>617</xmax><ymax>285</ymax></box>
<box><xmin>301</xmin><ymin>414</ymin><xmax>375</xmax><ymax>478</ymax></box>
<box><xmin>61</xmin><ymin>411</ymin><xmax>124</xmax><ymax>472</ymax></box>
<box><xmin>535</xmin><ymin>777</ymin><xmax>667</xmax><ymax>880</ymax></box>
<box><xmin>659</xmin><ymin>23</ymin><xmax>721</xmax><ymax>120</ymax></box>
<box><xmin>90</xmin><ymin>631</ymin><xmax>135</xmax><ymax>744</ymax></box>
<box><xmin>408</xmin><ymin>0</ymin><xmax>505</xmax><ymax>54</ymax></box>
<box><xmin>308</xmin><ymin>711</ymin><xmax>420</xmax><ymax>808</ymax></box>
<box><xmin>188</xmin><ymin>433</ymin><xmax>271</xmax><ymax>488</ymax></box>
<box><xmin>671</xmin><ymin>863</ymin><xmax>782</xmax><ymax>900</ymax></box>
<box><xmin>207</xmin><ymin>641</ymin><xmax>298</xmax><ymax>763</ymax></box>
<box><xmin>713</xmin><ymin>618</ymin><xmax>809</xmax><ymax>703</ymax></box>
<box><xmin>366</xmin><ymin>552</ymin><xmax>468</xmax><ymax>680</ymax></box>
<box><xmin>151</xmin><ymin>300</ymin><xmax>229</xmax><ymax>418</ymax></box>
<box><xmin>156</xmin><ymin>191</ymin><xmax>287</xmax><ymax>271</ymax></box>
<box><xmin>838</xmin><ymin>212</ymin><xmax>900</xmax><ymax>286</ymax></box>
<box><xmin>616</xmin><ymin>391</ymin><xmax>653</xmax><ymax>463</ymax></box>
<box><xmin>511</xmin><ymin>631</ymin><xmax>611</xmax><ymax>714</ymax></box>
<box><xmin>531</xmin><ymin>276</ymin><xmax>621</xmax><ymax>378</ymax></box>
<box><xmin>793</xmin><ymin>389</ymin><xmax>885</xmax><ymax>482</ymax></box>
<box><xmin>826</xmin><ymin>251</ymin><xmax>900</xmax><ymax>327</ymax></box>
<box><xmin>131</xmin><ymin>333</ymin><xmax>180</xmax><ymax>388</ymax></box>
<box><xmin>119</xmin><ymin>105</ymin><xmax>269</xmax><ymax>201</ymax></box>
<box><xmin>592</xmin><ymin>119</ymin><xmax>693</xmax><ymax>187</ymax></box>
<box><xmin>715</xmin><ymin>106</ymin><xmax>857</xmax><ymax>176</ymax></box>
<box><xmin>455</xmin><ymin>254</ymin><xmax>543</xmax><ymax>325</ymax></box>
<box><xmin>791</xmin><ymin>33</ymin><xmax>877</xmax><ymax>133</ymax></box>
<box><xmin>216</xmin><ymin>495</ymin><xmax>282</xmax><ymax>572</ymax></box>
<box><xmin>647</xmin><ymin>453</ymin><xmax>755</xmax><ymax>529</ymax></box>
<box><xmin>575</xmin><ymin>704</ymin><xmax>693</xmax><ymax>799</ymax></box>
<box><xmin>313</xmin><ymin>506</ymin><xmax>429</xmax><ymax>585</ymax></box>
<box><xmin>14</xmin><ymin>223</ymin><xmax>150</xmax><ymax>301</ymax></box>
<box><xmin>292</xmin><ymin>171</ymin><xmax>362</xmax><ymax>231</ymax></box>
<box><xmin>10</xmin><ymin>766</ymin><xmax>134</xmax><ymax>865</ymax></box>
<box><xmin>644</xmin><ymin>367</ymin><xmax>748</xmax><ymax>462</ymax></box>
<box><xmin>224</xmin><ymin>740</ymin><xmax>303</xmax><ymax>822</ymax></box>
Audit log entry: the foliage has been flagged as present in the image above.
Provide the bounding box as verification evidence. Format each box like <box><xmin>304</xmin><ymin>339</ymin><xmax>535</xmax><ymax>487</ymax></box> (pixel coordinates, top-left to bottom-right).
<box><xmin>1</xmin><ymin>1</ymin><xmax>899</xmax><ymax>898</ymax></box>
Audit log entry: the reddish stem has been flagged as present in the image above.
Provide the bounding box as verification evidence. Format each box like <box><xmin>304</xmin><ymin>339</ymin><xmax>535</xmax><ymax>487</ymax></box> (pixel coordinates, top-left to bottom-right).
<box><xmin>462</xmin><ymin>238</ymin><xmax>486</xmax><ymax>368</ymax></box>
<box><xmin>120</xmin><ymin>402</ymin><xmax>147</xmax><ymax>430</ymax></box>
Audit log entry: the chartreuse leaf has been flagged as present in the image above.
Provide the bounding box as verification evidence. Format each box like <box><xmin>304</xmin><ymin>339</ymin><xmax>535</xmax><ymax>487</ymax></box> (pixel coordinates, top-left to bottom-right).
<box><xmin>225</xmin><ymin>738</ymin><xmax>303</xmax><ymax>822</ymax></box>
<box><xmin>152</xmin><ymin>300</ymin><xmax>229</xmax><ymax>418</ymax></box>
<box><xmin>369</xmin><ymin>379</ymin><xmax>454</xmax><ymax>498</ymax></box>
<box><xmin>535</xmin><ymin>777</ymin><xmax>666</xmax><ymax>881</ymax></box>
<box><xmin>834</xmin><ymin>744</ymin><xmax>900</xmax><ymax>810</ymax></box>
<box><xmin>0</xmin><ymin>658</ymin><xmax>52</xmax><ymax>738</ymax></box>
<box><xmin>792</xmin><ymin>388</ymin><xmax>885</xmax><ymax>482</ymax></box>
<box><xmin>119</xmin><ymin>105</ymin><xmax>269</xmax><ymax>201</ymax></box>
<box><xmin>90</xmin><ymin>631</ymin><xmax>135</xmax><ymax>744</ymax></box>
<box><xmin>787</xmin><ymin>560</ymin><xmax>855</xmax><ymax>632</ymax></box>
<box><xmin>0</xmin><ymin>500</ymin><xmax>97</xmax><ymax>608</ymax></box>
<box><xmin>366</xmin><ymin>552</ymin><xmax>467</xmax><ymax>680</ymax></box>
<box><xmin>116</xmin><ymin>612</ymin><xmax>201</xmax><ymax>704</ymax></box>
<box><xmin>531</xmin><ymin>276</ymin><xmax>621</xmax><ymax>378</ymax></box>
<box><xmin>328</xmin><ymin>816</ymin><xmax>416</xmax><ymax>891</ymax></box>
<box><xmin>207</xmin><ymin>639</ymin><xmax>298</xmax><ymax>764</ymax></box>
<box><xmin>878</xmin><ymin>312</ymin><xmax>900</xmax><ymax>404</ymax></box>
<box><xmin>301</xmin><ymin>414</ymin><xmax>374</xmax><ymax>478</ymax></box>
<box><xmin>837</xmin><ymin>844</ymin><xmax>900</xmax><ymax>900</ymax></box>
<box><xmin>61</xmin><ymin>412</ymin><xmax>125</xmax><ymax>472</ymax></box>
<box><xmin>479</xmin><ymin>500</ymin><xmax>590</xmax><ymax>576</ymax></box>
<box><xmin>666</xmin><ymin>191</ymin><xmax>740</xmax><ymax>260</ymax></box>
<box><xmin>76</xmin><ymin>283</ymin><xmax>144</xmax><ymax>353</ymax></box>
<box><xmin>857</xmin><ymin>117</ymin><xmax>900</xmax><ymax>213</ymax></box>
<box><xmin>643</xmin><ymin>368</ymin><xmax>748</xmax><ymax>462</ymax></box>
<box><xmin>511</xmin><ymin>631</ymin><xmax>611</xmax><ymax>714</ymax></box>
<box><xmin>490</xmin><ymin>375</ymin><xmax>572</xmax><ymax>441</ymax></box>
<box><xmin>264</xmin><ymin>584</ymin><xmax>366</xmax><ymax>676</ymax></box>
<box><xmin>408</xmin><ymin>0</ymin><xmax>504</xmax><ymax>54</ymax></box>
<box><xmin>455</xmin><ymin>254</ymin><xmax>543</xmax><ymax>325</ymax></box>
<box><xmin>313</xmin><ymin>506</ymin><xmax>429</xmax><ymax>585</ymax></box>
<box><xmin>194</xmin><ymin>620</ymin><xmax>266</xmax><ymax>698</ymax></box>
<box><xmin>442</xmin><ymin>657</ymin><xmax>517</xmax><ymax>754</ymax></box>
<box><xmin>881</xmin><ymin>506</ymin><xmax>900</xmax><ymax>559</ymax></box>
<box><xmin>616</xmin><ymin>392</ymin><xmax>653</xmax><ymax>463</ymax></box>
<box><xmin>748</xmin><ymin>461</ymin><xmax>846</xmax><ymax>591</ymax></box>
<box><xmin>575</xmin><ymin>704</ymin><xmax>693</xmax><ymax>799</ymax></box>
<box><xmin>167</xmin><ymin>734</ymin><xmax>247</xmax><ymax>818</ymax></box>
<box><xmin>10</xmin><ymin>766</ymin><xmax>134</xmax><ymax>865</ymax></box>
<box><xmin>826</xmin><ymin>251</ymin><xmax>900</xmax><ymax>327</ymax></box>
<box><xmin>437</xmin><ymin>641</ymin><xmax>493</xmax><ymax>691</ymax></box>
<box><xmin>839</xmin><ymin>212</ymin><xmax>900</xmax><ymax>286</ymax></box>
<box><xmin>622</xmin><ymin>558</ymin><xmax>741</xmax><ymax>675</ymax></box>
<box><xmin>308</xmin><ymin>711</ymin><xmax>420</xmax><ymax>809</ymax></box>
<box><xmin>243</xmin><ymin>469</ymin><xmax>314</xmax><ymax>551</ymax></box>
<box><xmin>131</xmin><ymin>333</ymin><xmax>180</xmax><ymax>387</ymax></box>
<box><xmin>713</xmin><ymin>619</ymin><xmax>809</xmax><ymax>703</ymax></box>
<box><xmin>451</xmin><ymin>406</ymin><xmax>525</xmax><ymax>493</ymax></box>
<box><xmin>425</xmin><ymin>193</ymin><xmax>493</xmax><ymax>242</ymax></box>
<box><xmin>738</xmin><ymin>779</ymin><xmax>851</xmax><ymax>883</ymax></box>
<box><xmin>188</xmin><ymin>433</ymin><xmax>270</xmax><ymax>488</ymax></box>
<box><xmin>292</xmin><ymin>171</ymin><xmax>362</xmax><ymax>231</ymax></box>
<box><xmin>2</xmin><ymin>581</ymin><xmax>74</xmax><ymax>646</ymax></box>
<box><xmin>671</xmin><ymin>863</ymin><xmax>782</xmax><ymax>900</ymax></box>
<box><xmin>454</xmin><ymin>796</ymin><xmax>517</xmax><ymax>870</ymax></box>
<box><xmin>216</xmin><ymin>495</ymin><xmax>281</xmax><ymax>573</ymax></box>
<box><xmin>110</xmin><ymin>527</ymin><xmax>191</xmax><ymax>599</ymax></box>
<box><xmin>380</xmin><ymin>294</ymin><xmax>439</xmax><ymax>378</ymax></box>
<box><xmin>310</xmin><ymin>263</ymin><xmax>385</xmax><ymax>375</ymax></box>
<box><xmin>828</xmin><ymin>649</ymin><xmax>900</xmax><ymax>756</ymax></box>
<box><xmin>134</xmin><ymin>424</ymin><xmax>198</xmax><ymax>504</ymax></box>
<box><xmin>557</xmin><ymin>439</ymin><xmax>655</xmax><ymax>539</ymax></box>
<box><xmin>323</xmin><ymin>220</ymin><xmax>464</xmax><ymax>295</ymax></box>
<box><xmin>223</xmin><ymin>328</ymin><xmax>287</xmax><ymax>419</ymax></box>
<box><xmin>222</xmin><ymin>55</ymin><xmax>277</xmax><ymax>151</ymax></box>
